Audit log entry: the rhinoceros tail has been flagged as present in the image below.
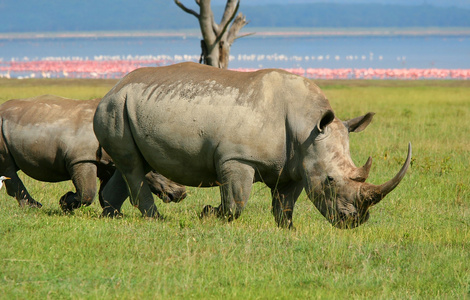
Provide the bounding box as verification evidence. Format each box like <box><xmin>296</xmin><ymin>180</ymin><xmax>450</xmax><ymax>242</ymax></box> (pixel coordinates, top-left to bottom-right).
<box><xmin>96</xmin><ymin>145</ymin><xmax>103</xmax><ymax>162</ymax></box>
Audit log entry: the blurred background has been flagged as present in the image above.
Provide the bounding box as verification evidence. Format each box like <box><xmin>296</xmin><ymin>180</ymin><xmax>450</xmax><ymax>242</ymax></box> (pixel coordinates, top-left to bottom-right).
<box><xmin>1</xmin><ymin>0</ymin><xmax>469</xmax><ymax>79</ymax></box>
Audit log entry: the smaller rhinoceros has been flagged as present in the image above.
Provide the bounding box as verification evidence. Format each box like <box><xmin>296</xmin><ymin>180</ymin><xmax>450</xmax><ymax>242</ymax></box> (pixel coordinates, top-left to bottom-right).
<box><xmin>0</xmin><ymin>95</ymin><xmax>186</xmax><ymax>211</ymax></box>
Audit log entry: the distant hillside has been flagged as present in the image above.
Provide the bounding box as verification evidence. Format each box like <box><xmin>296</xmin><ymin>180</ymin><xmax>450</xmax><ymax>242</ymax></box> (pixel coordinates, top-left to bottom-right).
<box><xmin>1</xmin><ymin>0</ymin><xmax>470</xmax><ymax>33</ymax></box>
<box><xmin>244</xmin><ymin>4</ymin><xmax>470</xmax><ymax>28</ymax></box>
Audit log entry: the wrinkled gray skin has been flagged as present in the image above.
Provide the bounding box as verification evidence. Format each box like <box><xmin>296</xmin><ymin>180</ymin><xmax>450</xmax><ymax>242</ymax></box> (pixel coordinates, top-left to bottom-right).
<box><xmin>94</xmin><ymin>62</ymin><xmax>411</xmax><ymax>229</ymax></box>
<box><xmin>0</xmin><ymin>95</ymin><xmax>186</xmax><ymax>211</ymax></box>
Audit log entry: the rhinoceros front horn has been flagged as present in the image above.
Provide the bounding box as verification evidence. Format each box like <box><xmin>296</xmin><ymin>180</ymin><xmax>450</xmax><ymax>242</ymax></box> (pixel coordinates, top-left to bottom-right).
<box><xmin>361</xmin><ymin>143</ymin><xmax>412</xmax><ymax>206</ymax></box>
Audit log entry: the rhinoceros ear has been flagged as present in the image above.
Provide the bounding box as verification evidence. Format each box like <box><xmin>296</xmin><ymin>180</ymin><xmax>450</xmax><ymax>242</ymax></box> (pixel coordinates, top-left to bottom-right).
<box><xmin>317</xmin><ymin>110</ymin><xmax>335</xmax><ymax>133</ymax></box>
<box><xmin>344</xmin><ymin>112</ymin><xmax>375</xmax><ymax>133</ymax></box>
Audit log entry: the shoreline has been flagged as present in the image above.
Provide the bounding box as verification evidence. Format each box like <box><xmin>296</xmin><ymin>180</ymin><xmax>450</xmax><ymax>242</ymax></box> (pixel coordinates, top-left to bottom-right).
<box><xmin>2</xmin><ymin>58</ymin><xmax>469</xmax><ymax>80</ymax></box>
<box><xmin>1</xmin><ymin>27</ymin><xmax>470</xmax><ymax>40</ymax></box>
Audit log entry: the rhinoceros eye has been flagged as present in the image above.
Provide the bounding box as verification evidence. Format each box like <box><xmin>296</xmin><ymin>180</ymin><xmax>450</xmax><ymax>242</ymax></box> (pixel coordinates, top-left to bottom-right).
<box><xmin>350</xmin><ymin>175</ymin><xmax>366</xmax><ymax>183</ymax></box>
<box><xmin>315</xmin><ymin>125</ymin><xmax>330</xmax><ymax>140</ymax></box>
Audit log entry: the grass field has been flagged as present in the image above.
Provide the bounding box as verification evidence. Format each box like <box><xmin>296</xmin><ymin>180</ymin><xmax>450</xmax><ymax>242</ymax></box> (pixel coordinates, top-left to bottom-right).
<box><xmin>0</xmin><ymin>78</ymin><xmax>469</xmax><ymax>299</ymax></box>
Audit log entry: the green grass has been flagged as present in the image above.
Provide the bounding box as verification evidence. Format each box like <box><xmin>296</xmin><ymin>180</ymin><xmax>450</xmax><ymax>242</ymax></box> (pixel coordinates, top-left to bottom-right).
<box><xmin>0</xmin><ymin>79</ymin><xmax>469</xmax><ymax>299</ymax></box>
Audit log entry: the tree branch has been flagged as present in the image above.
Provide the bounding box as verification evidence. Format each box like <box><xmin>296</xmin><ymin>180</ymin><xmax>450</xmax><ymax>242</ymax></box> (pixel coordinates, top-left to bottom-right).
<box><xmin>174</xmin><ymin>0</ymin><xmax>199</xmax><ymax>18</ymax></box>
<box><xmin>199</xmin><ymin>0</ymin><xmax>217</xmax><ymax>45</ymax></box>
<box><xmin>220</xmin><ymin>0</ymin><xmax>239</xmax><ymax>27</ymax></box>
<box><xmin>212</xmin><ymin>0</ymin><xmax>239</xmax><ymax>38</ymax></box>
<box><xmin>227</xmin><ymin>12</ymin><xmax>248</xmax><ymax>44</ymax></box>
<box><xmin>233</xmin><ymin>31</ymin><xmax>255</xmax><ymax>41</ymax></box>
<box><xmin>215</xmin><ymin>0</ymin><xmax>240</xmax><ymax>44</ymax></box>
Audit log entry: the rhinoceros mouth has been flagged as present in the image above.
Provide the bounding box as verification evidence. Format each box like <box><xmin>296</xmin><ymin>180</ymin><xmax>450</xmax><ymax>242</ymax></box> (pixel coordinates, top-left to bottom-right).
<box><xmin>332</xmin><ymin>211</ymin><xmax>370</xmax><ymax>229</ymax></box>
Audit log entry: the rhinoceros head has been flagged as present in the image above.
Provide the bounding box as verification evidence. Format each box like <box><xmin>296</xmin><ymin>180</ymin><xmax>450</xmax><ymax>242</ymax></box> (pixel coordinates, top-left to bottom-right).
<box><xmin>301</xmin><ymin>111</ymin><xmax>411</xmax><ymax>229</ymax></box>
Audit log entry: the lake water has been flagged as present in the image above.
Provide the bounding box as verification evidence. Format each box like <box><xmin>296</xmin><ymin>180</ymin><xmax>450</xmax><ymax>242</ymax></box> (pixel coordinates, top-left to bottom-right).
<box><xmin>1</xmin><ymin>34</ymin><xmax>469</xmax><ymax>69</ymax></box>
<box><xmin>1</xmin><ymin>34</ymin><xmax>469</xmax><ymax>79</ymax></box>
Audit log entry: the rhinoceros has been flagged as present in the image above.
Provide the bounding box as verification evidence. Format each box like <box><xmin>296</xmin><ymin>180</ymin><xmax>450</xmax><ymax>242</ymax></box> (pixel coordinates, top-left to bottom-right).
<box><xmin>93</xmin><ymin>62</ymin><xmax>411</xmax><ymax>229</ymax></box>
<box><xmin>0</xmin><ymin>95</ymin><xmax>186</xmax><ymax>211</ymax></box>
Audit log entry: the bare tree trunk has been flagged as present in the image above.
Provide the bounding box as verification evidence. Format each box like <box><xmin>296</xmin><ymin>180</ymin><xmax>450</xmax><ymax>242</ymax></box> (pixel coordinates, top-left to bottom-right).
<box><xmin>175</xmin><ymin>0</ymin><xmax>248</xmax><ymax>69</ymax></box>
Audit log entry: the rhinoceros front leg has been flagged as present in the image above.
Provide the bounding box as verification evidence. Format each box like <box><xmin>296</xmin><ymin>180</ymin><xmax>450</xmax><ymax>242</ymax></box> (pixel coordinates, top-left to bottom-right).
<box><xmin>2</xmin><ymin>172</ymin><xmax>42</xmax><ymax>208</ymax></box>
<box><xmin>59</xmin><ymin>163</ymin><xmax>97</xmax><ymax>212</ymax></box>
<box><xmin>201</xmin><ymin>161</ymin><xmax>255</xmax><ymax>221</ymax></box>
<box><xmin>271</xmin><ymin>182</ymin><xmax>304</xmax><ymax>229</ymax></box>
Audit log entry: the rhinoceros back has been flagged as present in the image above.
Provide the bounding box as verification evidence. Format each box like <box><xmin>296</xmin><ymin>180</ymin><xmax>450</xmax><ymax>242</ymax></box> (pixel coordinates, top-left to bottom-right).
<box><xmin>0</xmin><ymin>95</ymin><xmax>100</xmax><ymax>182</ymax></box>
<box><xmin>94</xmin><ymin>63</ymin><xmax>322</xmax><ymax>187</ymax></box>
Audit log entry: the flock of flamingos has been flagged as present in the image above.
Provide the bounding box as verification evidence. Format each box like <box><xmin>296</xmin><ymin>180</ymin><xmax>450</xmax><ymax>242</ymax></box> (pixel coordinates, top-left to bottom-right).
<box><xmin>1</xmin><ymin>55</ymin><xmax>469</xmax><ymax>80</ymax></box>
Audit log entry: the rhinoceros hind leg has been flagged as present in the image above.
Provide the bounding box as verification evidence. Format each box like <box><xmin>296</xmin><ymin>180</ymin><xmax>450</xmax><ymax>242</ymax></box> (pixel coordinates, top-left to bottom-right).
<box><xmin>2</xmin><ymin>172</ymin><xmax>42</xmax><ymax>208</ymax></box>
<box><xmin>18</xmin><ymin>198</ymin><xmax>43</xmax><ymax>208</ymax></box>
<box><xmin>100</xmin><ymin>168</ymin><xmax>161</xmax><ymax>219</ymax></box>
<box><xmin>97</xmin><ymin>164</ymin><xmax>115</xmax><ymax>209</ymax></box>
<box><xmin>122</xmin><ymin>167</ymin><xmax>160</xmax><ymax>219</ymax></box>
<box><xmin>99</xmin><ymin>170</ymin><xmax>128</xmax><ymax>217</ymax></box>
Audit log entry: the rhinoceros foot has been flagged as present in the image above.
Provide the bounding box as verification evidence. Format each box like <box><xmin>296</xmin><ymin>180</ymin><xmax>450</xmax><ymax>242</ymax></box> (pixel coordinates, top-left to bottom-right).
<box><xmin>59</xmin><ymin>191</ymin><xmax>81</xmax><ymax>213</ymax></box>
<box><xmin>199</xmin><ymin>205</ymin><xmax>218</xmax><ymax>219</ymax></box>
<box><xmin>273</xmin><ymin>215</ymin><xmax>295</xmax><ymax>230</ymax></box>
<box><xmin>18</xmin><ymin>198</ymin><xmax>43</xmax><ymax>208</ymax></box>
<box><xmin>101</xmin><ymin>206</ymin><xmax>123</xmax><ymax>218</ymax></box>
<box><xmin>199</xmin><ymin>205</ymin><xmax>236</xmax><ymax>222</ymax></box>
<box><xmin>145</xmin><ymin>172</ymin><xmax>187</xmax><ymax>203</ymax></box>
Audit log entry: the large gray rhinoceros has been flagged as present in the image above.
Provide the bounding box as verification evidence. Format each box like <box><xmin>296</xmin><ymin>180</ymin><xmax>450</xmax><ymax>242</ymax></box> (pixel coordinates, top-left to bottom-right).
<box><xmin>93</xmin><ymin>62</ymin><xmax>411</xmax><ymax>229</ymax></box>
<box><xmin>0</xmin><ymin>95</ymin><xmax>186</xmax><ymax>211</ymax></box>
